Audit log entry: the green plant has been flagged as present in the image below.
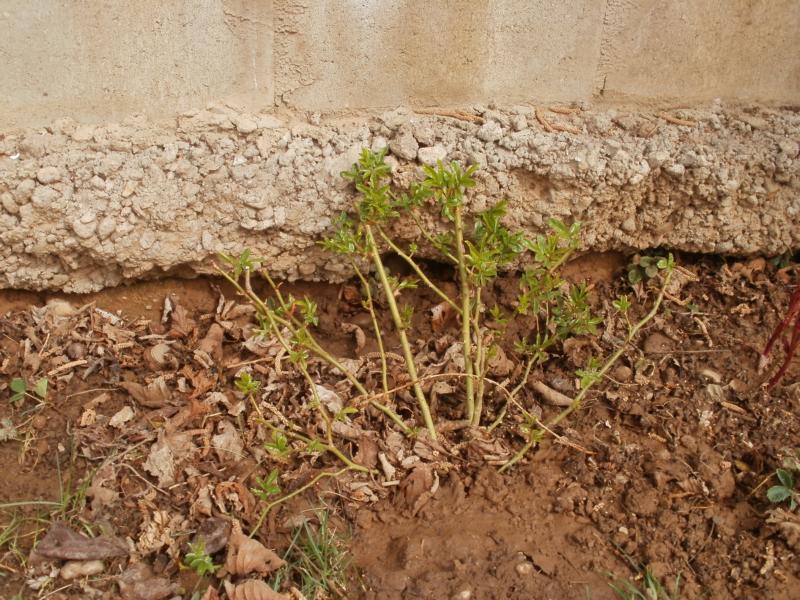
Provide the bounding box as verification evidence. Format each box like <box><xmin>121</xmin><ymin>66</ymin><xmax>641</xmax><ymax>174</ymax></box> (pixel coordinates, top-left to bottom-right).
<box><xmin>8</xmin><ymin>377</ymin><xmax>48</xmax><ymax>406</ymax></box>
<box><xmin>608</xmin><ymin>568</ymin><xmax>682</xmax><ymax>600</ymax></box>
<box><xmin>767</xmin><ymin>450</ymin><xmax>799</xmax><ymax>509</ymax></box>
<box><xmin>234</xmin><ymin>371</ymin><xmax>261</xmax><ymax>396</ymax></box>
<box><xmin>251</xmin><ymin>468</ymin><xmax>282</xmax><ymax>502</ymax></box>
<box><xmin>217</xmin><ymin>149</ymin><xmax>666</xmax><ymax>483</ymax></box>
<box><xmin>272</xmin><ymin>509</ymin><xmax>351</xmax><ymax>599</ymax></box>
<box><xmin>627</xmin><ymin>254</ymin><xmax>672</xmax><ymax>284</ymax></box>
<box><xmin>184</xmin><ymin>539</ymin><xmax>219</xmax><ymax>578</ymax></box>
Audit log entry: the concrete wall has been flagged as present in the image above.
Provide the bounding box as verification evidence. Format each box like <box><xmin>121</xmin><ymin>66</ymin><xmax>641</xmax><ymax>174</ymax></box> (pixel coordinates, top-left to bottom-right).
<box><xmin>1</xmin><ymin>1</ymin><xmax>799</xmax><ymax>292</ymax></box>
<box><xmin>1</xmin><ymin>0</ymin><xmax>798</xmax><ymax>129</ymax></box>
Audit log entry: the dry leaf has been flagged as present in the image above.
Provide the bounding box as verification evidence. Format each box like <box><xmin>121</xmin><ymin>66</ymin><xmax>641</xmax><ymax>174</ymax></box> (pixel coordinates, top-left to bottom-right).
<box><xmin>168</xmin><ymin>300</ymin><xmax>196</xmax><ymax>337</ymax></box>
<box><xmin>224</xmin><ymin>533</ymin><xmax>286</xmax><ymax>576</ymax></box>
<box><xmin>35</xmin><ymin>522</ymin><xmax>128</xmax><ymax>560</ymax></box>
<box><xmin>109</xmin><ymin>405</ymin><xmax>135</xmax><ymax>429</ymax></box>
<box><xmin>211</xmin><ymin>420</ymin><xmax>245</xmax><ymax>462</ymax></box>
<box><xmin>118</xmin><ymin>562</ymin><xmax>178</xmax><ymax>600</ymax></box>
<box><xmin>194</xmin><ymin>517</ymin><xmax>231</xmax><ymax>555</ymax></box>
<box><xmin>487</xmin><ymin>345</ymin><xmax>514</xmax><ymax>377</ymax></box>
<box><xmin>143</xmin><ymin>431</ymin><xmax>195</xmax><ymax>487</ymax></box>
<box><xmin>145</xmin><ymin>343</ymin><xmax>175</xmax><ymax>370</ymax></box>
<box><xmin>431</xmin><ymin>301</ymin><xmax>455</xmax><ymax>333</ymax></box>
<box><xmin>214</xmin><ymin>481</ymin><xmax>256</xmax><ymax>517</ymax></box>
<box><xmin>197</xmin><ymin>323</ymin><xmax>225</xmax><ymax>364</ymax></box>
<box><xmin>120</xmin><ymin>377</ymin><xmax>171</xmax><ymax>408</ymax></box>
<box><xmin>341</xmin><ymin>322</ymin><xmax>366</xmax><ymax>353</ymax></box>
<box><xmin>399</xmin><ymin>465</ymin><xmax>435</xmax><ymax>512</ymax></box>
<box><xmin>200</xmin><ymin>587</ymin><xmax>222</xmax><ymax>600</ymax></box>
<box><xmin>315</xmin><ymin>385</ymin><xmax>343</xmax><ymax>414</ymax></box>
<box><xmin>354</xmin><ymin>434</ymin><xmax>380</xmax><ymax>469</ymax></box>
<box><xmin>225</xmin><ymin>579</ymin><xmax>288</xmax><ymax>600</ymax></box>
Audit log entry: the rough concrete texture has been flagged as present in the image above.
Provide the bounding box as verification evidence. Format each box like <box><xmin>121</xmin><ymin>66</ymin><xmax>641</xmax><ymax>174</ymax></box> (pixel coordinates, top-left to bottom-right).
<box><xmin>3</xmin><ymin>1</ymin><xmax>799</xmax><ymax>130</ymax></box>
<box><xmin>1</xmin><ymin>103</ymin><xmax>798</xmax><ymax>292</ymax></box>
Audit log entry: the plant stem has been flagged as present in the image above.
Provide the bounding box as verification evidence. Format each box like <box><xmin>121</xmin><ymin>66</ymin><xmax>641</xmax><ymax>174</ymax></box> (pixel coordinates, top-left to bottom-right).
<box><xmin>500</xmin><ymin>269</ymin><xmax>673</xmax><ymax>472</ymax></box>
<box><xmin>454</xmin><ymin>205</ymin><xmax>475</xmax><ymax>423</ymax></box>
<box><xmin>365</xmin><ymin>225</ymin><xmax>437</xmax><ymax>439</ymax></box>
<box><xmin>375</xmin><ymin>226</ymin><xmax>461</xmax><ymax>314</ymax></box>
<box><xmin>352</xmin><ymin>262</ymin><xmax>390</xmax><ymax>398</ymax></box>
<box><xmin>471</xmin><ymin>286</ymin><xmax>485</xmax><ymax>427</ymax></box>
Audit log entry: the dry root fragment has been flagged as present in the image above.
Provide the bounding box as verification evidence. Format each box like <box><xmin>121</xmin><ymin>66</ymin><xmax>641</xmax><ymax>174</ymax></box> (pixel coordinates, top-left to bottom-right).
<box><xmin>224</xmin><ymin>533</ymin><xmax>286</xmax><ymax>576</ymax></box>
<box><xmin>531</xmin><ymin>381</ymin><xmax>573</xmax><ymax>407</ymax></box>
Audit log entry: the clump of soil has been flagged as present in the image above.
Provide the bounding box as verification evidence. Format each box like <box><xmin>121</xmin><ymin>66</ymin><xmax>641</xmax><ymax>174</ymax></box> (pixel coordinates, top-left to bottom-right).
<box><xmin>0</xmin><ymin>254</ymin><xmax>798</xmax><ymax>600</ymax></box>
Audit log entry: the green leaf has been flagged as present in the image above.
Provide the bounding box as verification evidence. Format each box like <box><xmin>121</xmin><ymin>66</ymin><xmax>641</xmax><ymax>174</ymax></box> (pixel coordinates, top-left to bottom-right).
<box><xmin>776</xmin><ymin>468</ymin><xmax>795</xmax><ymax>489</ymax></box>
<box><xmin>334</xmin><ymin>406</ymin><xmax>358</xmax><ymax>422</ymax></box>
<box><xmin>10</xmin><ymin>378</ymin><xmax>26</xmax><ymax>394</ymax></box>
<box><xmin>767</xmin><ymin>485</ymin><xmax>792</xmax><ymax>503</ymax></box>
<box><xmin>33</xmin><ymin>378</ymin><xmax>48</xmax><ymax>399</ymax></box>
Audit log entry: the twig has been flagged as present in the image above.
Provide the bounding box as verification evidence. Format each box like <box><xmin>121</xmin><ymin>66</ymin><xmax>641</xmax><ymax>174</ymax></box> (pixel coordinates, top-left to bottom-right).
<box><xmin>658</xmin><ymin>112</ymin><xmax>695</xmax><ymax>127</ymax></box>
<box><xmin>414</xmin><ymin>108</ymin><xmax>483</xmax><ymax>124</ymax></box>
<box><xmin>47</xmin><ymin>359</ymin><xmax>88</xmax><ymax>377</ymax></box>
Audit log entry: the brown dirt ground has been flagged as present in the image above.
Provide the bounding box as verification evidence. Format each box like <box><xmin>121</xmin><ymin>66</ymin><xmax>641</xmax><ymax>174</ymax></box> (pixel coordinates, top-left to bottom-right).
<box><xmin>0</xmin><ymin>253</ymin><xmax>798</xmax><ymax>600</ymax></box>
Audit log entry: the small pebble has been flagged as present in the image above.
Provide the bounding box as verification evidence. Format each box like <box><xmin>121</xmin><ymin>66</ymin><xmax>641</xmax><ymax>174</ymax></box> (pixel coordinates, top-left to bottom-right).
<box><xmin>515</xmin><ymin>561</ymin><xmax>534</xmax><ymax>576</ymax></box>
<box><xmin>60</xmin><ymin>559</ymin><xmax>105</xmax><ymax>580</ymax></box>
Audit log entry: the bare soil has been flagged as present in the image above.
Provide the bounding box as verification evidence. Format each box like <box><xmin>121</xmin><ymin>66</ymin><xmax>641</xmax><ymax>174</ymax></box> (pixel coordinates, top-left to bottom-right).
<box><xmin>0</xmin><ymin>253</ymin><xmax>798</xmax><ymax>600</ymax></box>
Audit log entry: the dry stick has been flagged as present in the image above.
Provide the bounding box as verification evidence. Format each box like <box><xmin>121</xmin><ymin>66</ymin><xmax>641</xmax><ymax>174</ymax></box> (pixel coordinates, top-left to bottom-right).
<box><xmin>366</xmin><ymin>225</ymin><xmax>437</xmax><ymax>439</ymax></box>
<box><xmin>375</xmin><ymin>226</ymin><xmax>461</xmax><ymax>314</ymax></box>
<box><xmin>351</xmin><ymin>262</ymin><xmax>390</xmax><ymax>398</ymax></box>
<box><xmin>658</xmin><ymin>112</ymin><xmax>695</xmax><ymax>127</ymax></box>
<box><xmin>249</xmin><ymin>467</ymin><xmax>351</xmax><ymax>538</ymax></box>
<box><xmin>487</xmin><ymin>356</ymin><xmax>536</xmax><ymax>432</ymax></box>
<box><xmin>471</xmin><ymin>286</ymin><xmax>486</xmax><ymax>427</ymax></box>
<box><xmin>500</xmin><ymin>269</ymin><xmax>674</xmax><ymax>473</ymax></box>
<box><xmin>453</xmin><ymin>205</ymin><xmax>476</xmax><ymax>424</ymax></box>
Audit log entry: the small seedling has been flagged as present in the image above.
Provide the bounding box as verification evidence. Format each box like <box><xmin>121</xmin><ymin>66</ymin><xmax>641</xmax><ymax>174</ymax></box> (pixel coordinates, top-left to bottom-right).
<box><xmin>8</xmin><ymin>377</ymin><xmax>48</xmax><ymax>406</ymax></box>
<box><xmin>264</xmin><ymin>431</ymin><xmax>290</xmax><ymax>457</ymax></box>
<box><xmin>234</xmin><ymin>371</ymin><xmax>261</xmax><ymax>396</ymax></box>
<box><xmin>608</xmin><ymin>568</ymin><xmax>682</xmax><ymax>600</ymax></box>
<box><xmin>184</xmin><ymin>539</ymin><xmax>218</xmax><ymax>578</ymax></box>
<box><xmin>767</xmin><ymin>466</ymin><xmax>798</xmax><ymax>510</ymax></box>
<box><xmin>627</xmin><ymin>254</ymin><xmax>673</xmax><ymax>284</ymax></box>
<box><xmin>251</xmin><ymin>468</ymin><xmax>282</xmax><ymax>502</ymax></box>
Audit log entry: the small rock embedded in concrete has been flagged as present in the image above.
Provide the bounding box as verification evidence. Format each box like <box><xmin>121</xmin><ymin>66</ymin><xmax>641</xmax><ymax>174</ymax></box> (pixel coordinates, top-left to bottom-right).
<box><xmin>235</xmin><ymin>116</ymin><xmax>257</xmax><ymax>134</ymax></box>
<box><xmin>1</xmin><ymin>192</ymin><xmax>18</xmax><ymax>215</ymax></box>
<box><xmin>663</xmin><ymin>163</ymin><xmax>685</xmax><ymax>178</ymax></box>
<box><xmin>97</xmin><ymin>217</ymin><xmax>117</xmax><ymax>240</ymax></box>
<box><xmin>71</xmin><ymin>125</ymin><xmax>95</xmax><ymax>142</ymax></box>
<box><xmin>36</xmin><ymin>166</ymin><xmax>61</xmax><ymax>185</ymax></box>
<box><xmin>389</xmin><ymin>129</ymin><xmax>419</xmax><ymax>160</ymax></box>
<box><xmin>417</xmin><ymin>145</ymin><xmax>447</xmax><ymax>166</ymax></box>
<box><xmin>72</xmin><ymin>215</ymin><xmax>97</xmax><ymax>239</ymax></box>
<box><xmin>621</xmin><ymin>216</ymin><xmax>637</xmax><ymax>233</ymax></box>
<box><xmin>477</xmin><ymin>120</ymin><xmax>503</xmax><ymax>142</ymax></box>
